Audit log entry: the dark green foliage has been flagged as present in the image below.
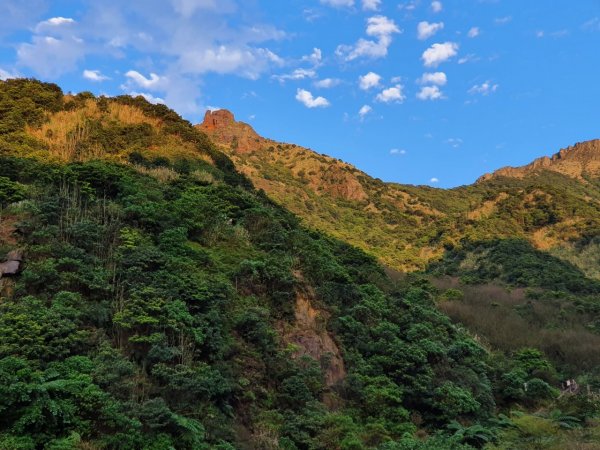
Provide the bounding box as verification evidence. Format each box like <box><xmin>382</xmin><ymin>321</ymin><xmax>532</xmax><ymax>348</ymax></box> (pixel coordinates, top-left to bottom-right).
<box><xmin>0</xmin><ymin>153</ymin><xmax>495</xmax><ymax>448</ymax></box>
<box><xmin>431</xmin><ymin>239</ymin><xmax>600</xmax><ymax>294</ymax></box>
<box><xmin>0</xmin><ymin>78</ymin><xmax>63</xmax><ymax>133</ymax></box>
<box><xmin>1</xmin><ymin>79</ymin><xmax>596</xmax><ymax>448</ymax></box>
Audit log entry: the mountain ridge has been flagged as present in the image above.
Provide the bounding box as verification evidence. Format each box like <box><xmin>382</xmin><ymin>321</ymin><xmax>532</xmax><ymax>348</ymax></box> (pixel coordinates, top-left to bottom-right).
<box><xmin>198</xmin><ymin>108</ymin><xmax>600</xmax><ymax>188</ymax></box>
<box><xmin>196</xmin><ymin>109</ymin><xmax>600</xmax><ymax>273</ymax></box>
<box><xmin>478</xmin><ymin>139</ymin><xmax>600</xmax><ymax>183</ymax></box>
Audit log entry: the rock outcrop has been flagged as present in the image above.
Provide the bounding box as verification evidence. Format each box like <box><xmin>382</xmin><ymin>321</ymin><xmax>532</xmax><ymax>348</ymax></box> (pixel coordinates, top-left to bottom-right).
<box><xmin>282</xmin><ymin>285</ymin><xmax>346</xmax><ymax>387</ymax></box>
<box><xmin>478</xmin><ymin>139</ymin><xmax>600</xmax><ymax>182</ymax></box>
<box><xmin>196</xmin><ymin>109</ymin><xmax>370</xmax><ymax>202</ymax></box>
<box><xmin>0</xmin><ymin>249</ymin><xmax>23</xmax><ymax>277</ymax></box>
<box><xmin>197</xmin><ymin>109</ymin><xmax>262</xmax><ymax>154</ymax></box>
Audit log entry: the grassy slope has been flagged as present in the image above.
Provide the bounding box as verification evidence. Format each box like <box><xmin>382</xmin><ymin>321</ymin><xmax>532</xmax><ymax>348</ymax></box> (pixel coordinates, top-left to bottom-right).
<box><xmin>212</xmin><ymin>125</ymin><xmax>600</xmax><ymax>275</ymax></box>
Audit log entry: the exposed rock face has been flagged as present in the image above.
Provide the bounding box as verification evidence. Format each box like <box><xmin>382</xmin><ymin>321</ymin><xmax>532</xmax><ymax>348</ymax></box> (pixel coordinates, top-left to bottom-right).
<box><xmin>0</xmin><ymin>249</ymin><xmax>23</xmax><ymax>277</ymax></box>
<box><xmin>196</xmin><ymin>109</ymin><xmax>369</xmax><ymax>202</ymax></box>
<box><xmin>478</xmin><ymin>139</ymin><xmax>600</xmax><ymax>182</ymax></box>
<box><xmin>197</xmin><ymin>109</ymin><xmax>262</xmax><ymax>154</ymax></box>
<box><xmin>282</xmin><ymin>286</ymin><xmax>346</xmax><ymax>387</ymax></box>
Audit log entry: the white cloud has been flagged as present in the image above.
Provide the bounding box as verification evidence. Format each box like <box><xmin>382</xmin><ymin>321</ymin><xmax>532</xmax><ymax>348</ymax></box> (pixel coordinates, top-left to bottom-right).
<box><xmin>417</xmin><ymin>21</ymin><xmax>444</xmax><ymax>40</ymax></box>
<box><xmin>336</xmin><ymin>15</ymin><xmax>401</xmax><ymax>61</ymax></box>
<box><xmin>302</xmin><ymin>48</ymin><xmax>322</xmax><ymax>65</ymax></box>
<box><xmin>366</xmin><ymin>15</ymin><xmax>400</xmax><ymax>36</ymax></box>
<box><xmin>362</xmin><ymin>0</ymin><xmax>381</xmax><ymax>11</ymax></box>
<box><xmin>320</xmin><ymin>0</ymin><xmax>354</xmax><ymax>7</ymax></box>
<box><xmin>11</xmin><ymin>1</ymin><xmax>288</xmax><ymax>116</ymax></box>
<box><xmin>468</xmin><ymin>27</ymin><xmax>480</xmax><ymax>38</ymax></box>
<box><xmin>468</xmin><ymin>81</ymin><xmax>499</xmax><ymax>95</ymax></box>
<box><xmin>178</xmin><ymin>46</ymin><xmax>283</xmax><ymax>79</ymax></box>
<box><xmin>83</xmin><ymin>69</ymin><xmax>110</xmax><ymax>82</ymax></box>
<box><xmin>130</xmin><ymin>92</ymin><xmax>166</xmax><ymax>104</ymax></box>
<box><xmin>375</xmin><ymin>84</ymin><xmax>405</xmax><ymax>103</ymax></box>
<box><xmin>34</xmin><ymin>16</ymin><xmax>75</xmax><ymax>33</ymax></box>
<box><xmin>0</xmin><ymin>68</ymin><xmax>18</xmax><ymax>80</ymax></box>
<box><xmin>430</xmin><ymin>177</ymin><xmax>439</xmax><ymax>183</ymax></box>
<box><xmin>359</xmin><ymin>71</ymin><xmax>382</xmax><ymax>90</ymax></box>
<box><xmin>296</xmin><ymin>88</ymin><xmax>330</xmax><ymax>108</ymax></box>
<box><xmin>125</xmin><ymin>70</ymin><xmax>163</xmax><ymax>88</ymax></box>
<box><xmin>416</xmin><ymin>85</ymin><xmax>443</xmax><ymax>100</ymax></box>
<box><xmin>421</xmin><ymin>42</ymin><xmax>458</xmax><ymax>67</ymax></box>
<box><xmin>359</xmin><ymin>104</ymin><xmax>372</xmax><ymax>119</ymax></box>
<box><xmin>390</xmin><ymin>148</ymin><xmax>406</xmax><ymax>155</ymax></box>
<box><xmin>398</xmin><ymin>1</ymin><xmax>418</xmax><ymax>11</ymax></box>
<box><xmin>273</xmin><ymin>68</ymin><xmax>317</xmax><ymax>83</ymax></box>
<box><xmin>418</xmin><ymin>72</ymin><xmax>447</xmax><ymax>85</ymax></box>
<box><xmin>431</xmin><ymin>1</ymin><xmax>443</xmax><ymax>13</ymax></box>
<box><xmin>17</xmin><ymin>36</ymin><xmax>85</xmax><ymax>78</ymax></box>
<box><xmin>314</xmin><ymin>78</ymin><xmax>341</xmax><ymax>88</ymax></box>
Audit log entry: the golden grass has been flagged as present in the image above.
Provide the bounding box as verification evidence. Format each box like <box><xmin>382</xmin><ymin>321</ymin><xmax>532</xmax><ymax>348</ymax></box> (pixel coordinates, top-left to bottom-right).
<box><xmin>132</xmin><ymin>165</ymin><xmax>180</xmax><ymax>183</ymax></box>
<box><xmin>23</xmin><ymin>99</ymin><xmax>214</xmax><ymax>165</ymax></box>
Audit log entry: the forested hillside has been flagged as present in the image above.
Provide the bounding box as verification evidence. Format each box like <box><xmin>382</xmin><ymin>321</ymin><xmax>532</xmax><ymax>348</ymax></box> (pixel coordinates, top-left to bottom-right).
<box><xmin>0</xmin><ymin>79</ymin><xmax>599</xmax><ymax>449</ymax></box>
<box><xmin>199</xmin><ymin>110</ymin><xmax>600</xmax><ymax>275</ymax></box>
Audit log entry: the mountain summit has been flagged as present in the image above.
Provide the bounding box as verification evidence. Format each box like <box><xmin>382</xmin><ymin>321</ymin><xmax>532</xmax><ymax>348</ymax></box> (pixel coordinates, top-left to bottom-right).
<box><xmin>478</xmin><ymin>139</ymin><xmax>600</xmax><ymax>182</ymax></box>
<box><xmin>198</xmin><ymin>109</ymin><xmax>263</xmax><ymax>153</ymax></box>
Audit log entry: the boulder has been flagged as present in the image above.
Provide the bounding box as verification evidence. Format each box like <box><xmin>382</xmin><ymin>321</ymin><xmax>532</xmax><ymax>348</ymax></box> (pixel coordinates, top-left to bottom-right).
<box><xmin>0</xmin><ymin>249</ymin><xmax>23</xmax><ymax>277</ymax></box>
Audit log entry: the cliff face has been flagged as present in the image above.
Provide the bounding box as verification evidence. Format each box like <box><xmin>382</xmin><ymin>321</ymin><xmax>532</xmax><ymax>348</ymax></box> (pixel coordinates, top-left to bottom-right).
<box><xmin>197</xmin><ymin>109</ymin><xmax>263</xmax><ymax>154</ymax></box>
<box><xmin>196</xmin><ymin>109</ymin><xmax>371</xmax><ymax>202</ymax></box>
<box><xmin>478</xmin><ymin>140</ymin><xmax>600</xmax><ymax>182</ymax></box>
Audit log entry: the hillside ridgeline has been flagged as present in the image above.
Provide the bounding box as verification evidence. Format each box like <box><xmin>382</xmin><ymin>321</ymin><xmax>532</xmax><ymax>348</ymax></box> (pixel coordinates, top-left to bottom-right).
<box><xmin>198</xmin><ymin>110</ymin><xmax>600</xmax><ymax>276</ymax></box>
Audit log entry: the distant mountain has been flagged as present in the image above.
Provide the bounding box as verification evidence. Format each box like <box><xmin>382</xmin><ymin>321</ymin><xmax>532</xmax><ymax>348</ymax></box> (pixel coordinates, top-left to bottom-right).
<box><xmin>197</xmin><ymin>110</ymin><xmax>600</xmax><ymax>275</ymax></box>
<box><xmin>478</xmin><ymin>139</ymin><xmax>600</xmax><ymax>182</ymax></box>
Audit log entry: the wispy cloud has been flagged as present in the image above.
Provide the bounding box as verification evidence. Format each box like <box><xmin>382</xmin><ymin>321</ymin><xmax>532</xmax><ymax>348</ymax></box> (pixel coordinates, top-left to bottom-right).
<box><xmin>495</xmin><ymin>16</ymin><xmax>512</xmax><ymax>25</ymax></box>
<box><xmin>273</xmin><ymin>68</ymin><xmax>317</xmax><ymax>83</ymax></box>
<box><xmin>468</xmin><ymin>81</ymin><xmax>499</xmax><ymax>95</ymax></box>
<box><xmin>417</xmin><ymin>21</ymin><xmax>444</xmax><ymax>40</ymax></box>
<box><xmin>314</xmin><ymin>78</ymin><xmax>341</xmax><ymax>88</ymax></box>
<box><xmin>336</xmin><ymin>15</ymin><xmax>401</xmax><ymax>61</ymax></box>
<box><xmin>362</xmin><ymin>0</ymin><xmax>381</xmax><ymax>11</ymax></box>
<box><xmin>468</xmin><ymin>27</ymin><xmax>480</xmax><ymax>38</ymax></box>
<box><xmin>359</xmin><ymin>104</ymin><xmax>372</xmax><ymax>119</ymax></box>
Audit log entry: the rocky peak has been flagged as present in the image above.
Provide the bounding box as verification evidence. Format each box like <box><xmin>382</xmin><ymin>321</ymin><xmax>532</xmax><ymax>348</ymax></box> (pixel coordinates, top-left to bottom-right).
<box><xmin>478</xmin><ymin>139</ymin><xmax>600</xmax><ymax>182</ymax></box>
<box><xmin>197</xmin><ymin>109</ymin><xmax>262</xmax><ymax>154</ymax></box>
<box><xmin>201</xmin><ymin>109</ymin><xmax>235</xmax><ymax>130</ymax></box>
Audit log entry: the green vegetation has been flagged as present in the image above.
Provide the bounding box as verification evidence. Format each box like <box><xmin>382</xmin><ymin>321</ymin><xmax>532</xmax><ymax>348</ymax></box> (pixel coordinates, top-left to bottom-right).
<box><xmin>222</xmin><ymin>134</ymin><xmax>600</xmax><ymax>273</ymax></box>
<box><xmin>0</xmin><ymin>79</ymin><xmax>598</xmax><ymax>449</ymax></box>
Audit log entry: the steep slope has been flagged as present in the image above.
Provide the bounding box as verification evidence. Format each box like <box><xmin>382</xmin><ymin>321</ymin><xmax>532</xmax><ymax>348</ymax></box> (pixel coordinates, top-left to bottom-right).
<box><xmin>0</xmin><ymin>78</ymin><xmax>526</xmax><ymax>449</ymax></box>
<box><xmin>197</xmin><ymin>110</ymin><xmax>600</xmax><ymax>274</ymax></box>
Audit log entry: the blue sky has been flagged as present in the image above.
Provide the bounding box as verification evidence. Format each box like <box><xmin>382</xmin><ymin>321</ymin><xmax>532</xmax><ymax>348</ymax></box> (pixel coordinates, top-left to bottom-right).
<box><xmin>1</xmin><ymin>0</ymin><xmax>599</xmax><ymax>187</ymax></box>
